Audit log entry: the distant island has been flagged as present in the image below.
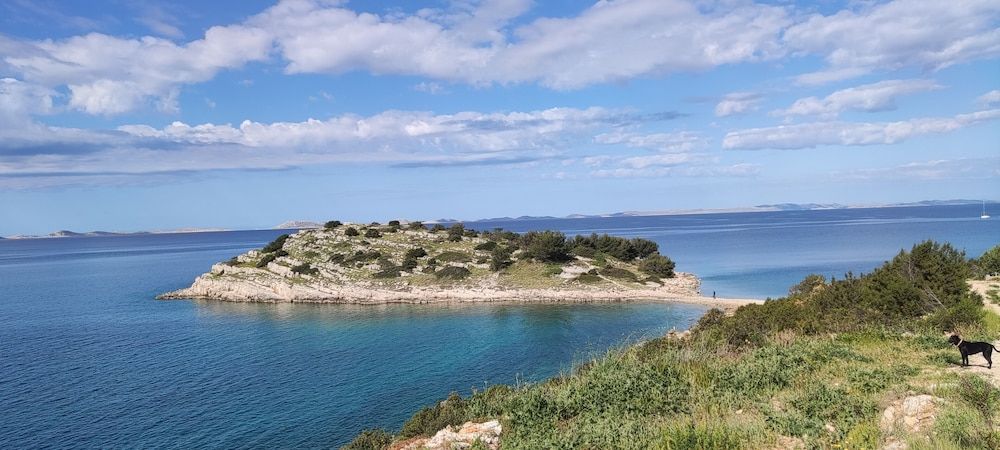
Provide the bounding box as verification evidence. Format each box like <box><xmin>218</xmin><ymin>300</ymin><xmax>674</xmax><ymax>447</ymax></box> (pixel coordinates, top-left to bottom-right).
<box><xmin>6</xmin><ymin>199</ymin><xmax>991</xmax><ymax>240</ymax></box>
<box><xmin>159</xmin><ymin>221</ymin><xmax>754</xmax><ymax>307</ymax></box>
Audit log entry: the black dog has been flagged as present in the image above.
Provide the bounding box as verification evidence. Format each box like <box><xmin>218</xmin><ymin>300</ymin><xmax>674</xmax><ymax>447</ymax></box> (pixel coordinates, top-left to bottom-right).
<box><xmin>949</xmin><ymin>335</ymin><xmax>997</xmax><ymax>369</ymax></box>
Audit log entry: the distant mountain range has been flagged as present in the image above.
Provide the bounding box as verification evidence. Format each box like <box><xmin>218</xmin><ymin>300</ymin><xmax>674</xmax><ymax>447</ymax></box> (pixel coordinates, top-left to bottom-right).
<box><xmin>4</xmin><ymin>199</ymin><xmax>992</xmax><ymax>239</ymax></box>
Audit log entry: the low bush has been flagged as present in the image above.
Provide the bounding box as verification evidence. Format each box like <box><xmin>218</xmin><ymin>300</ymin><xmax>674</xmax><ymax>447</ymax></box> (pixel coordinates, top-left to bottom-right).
<box><xmin>261</xmin><ymin>234</ymin><xmax>289</xmax><ymax>253</ymax></box>
<box><xmin>387</xmin><ymin>220</ymin><xmax>401</xmax><ymax>227</ymax></box>
<box><xmin>435</xmin><ymin>266</ymin><xmax>471</xmax><ymax>280</ymax></box>
<box><xmin>329</xmin><ymin>253</ymin><xmax>345</xmax><ymax>264</ymax></box>
<box><xmin>341</xmin><ymin>428</ymin><xmax>393</xmax><ymax>450</ymax></box>
<box><xmin>364</xmin><ymin>229</ymin><xmax>382</xmax><ymax>238</ymax></box>
<box><xmin>657</xmin><ymin>420</ymin><xmax>750</xmax><ymax>450</ymax></box>
<box><xmin>401</xmin><ymin>257</ymin><xmax>418</xmax><ymax>272</ymax></box>
<box><xmin>373</xmin><ymin>268</ymin><xmax>401</xmax><ymax>279</ymax></box>
<box><xmin>600</xmin><ymin>266</ymin><xmax>638</xmax><ymax>282</ymax></box>
<box><xmin>405</xmin><ymin>247</ymin><xmax>427</xmax><ymax>258</ymax></box>
<box><xmin>291</xmin><ymin>263</ymin><xmax>319</xmax><ymax>276</ymax></box>
<box><xmin>431</xmin><ymin>224</ymin><xmax>446</xmax><ymax>232</ymax></box>
<box><xmin>475</xmin><ymin>241</ymin><xmax>498</xmax><ymax>251</ymax></box>
<box><xmin>447</xmin><ymin>223</ymin><xmax>465</xmax><ymax>242</ymax></box>
<box><xmin>324</xmin><ymin>220</ymin><xmax>342</xmax><ymax>229</ymax></box>
<box><xmin>256</xmin><ymin>250</ymin><xmax>287</xmax><ymax>268</ymax></box>
<box><xmin>408</xmin><ymin>221</ymin><xmax>425</xmax><ymax>230</ymax></box>
<box><xmin>574</xmin><ymin>273</ymin><xmax>602</xmax><ymax>283</ymax></box>
<box><xmin>571</xmin><ymin>245</ymin><xmax>596</xmax><ymax>258</ymax></box>
<box><xmin>345</xmin><ymin>227</ymin><xmax>359</xmax><ymax>237</ymax></box>
<box><xmin>400</xmin><ymin>393</ymin><xmax>470</xmax><ymax>438</ymax></box>
<box><xmin>436</xmin><ymin>251</ymin><xmax>471</xmax><ymax>263</ymax></box>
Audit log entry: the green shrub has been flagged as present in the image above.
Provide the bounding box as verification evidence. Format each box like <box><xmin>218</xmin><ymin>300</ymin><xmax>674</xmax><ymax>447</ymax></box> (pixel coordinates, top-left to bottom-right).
<box><xmin>340</xmin><ymin>428</ymin><xmax>392</xmax><ymax>450</ymax></box>
<box><xmin>631</xmin><ymin>238</ymin><xmax>659</xmax><ymax>259</ymax></box>
<box><xmin>789</xmin><ymin>274</ymin><xmax>826</xmax><ymax>297</ymax></box>
<box><xmin>401</xmin><ymin>256</ymin><xmax>418</xmax><ymax>271</ymax></box>
<box><xmin>256</xmin><ymin>250</ymin><xmax>287</xmax><ymax>268</ymax></box>
<box><xmin>925</xmin><ymin>295</ymin><xmax>985</xmax><ymax>331</ymax></box>
<box><xmin>291</xmin><ymin>263</ymin><xmax>319</xmax><ymax>276</ymax></box>
<box><xmin>224</xmin><ymin>256</ymin><xmax>240</xmax><ymax>266</ymax></box>
<box><xmin>345</xmin><ymin>251</ymin><xmax>381</xmax><ymax>265</ymax></box>
<box><xmin>373</xmin><ymin>268</ymin><xmax>401</xmax><ymax>278</ymax></box>
<box><xmin>574</xmin><ymin>273</ymin><xmax>602</xmax><ymax>283</ymax></box>
<box><xmin>324</xmin><ymin>220</ymin><xmax>342</xmax><ymax>229</ymax></box>
<box><xmin>447</xmin><ymin>223</ymin><xmax>465</xmax><ymax>242</ymax></box>
<box><xmin>977</xmin><ymin>245</ymin><xmax>1000</xmax><ymax>276</ymax></box>
<box><xmin>571</xmin><ymin>245</ymin><xmax>597</xmax><ymax>258</ymax></box>
<box><xmin>364</xmin><ymin>229</ymin><xmax>382</xmax><ymax>238</ymax></box>
<box><xmin>490</xmin><ymin>246</ymin><xmax>514</xmax><ymax>271</ymax></box>
<box><xmin>431</xmin><ymin>224</ymin><xmax>446</xmax><ymax>232</ymax></box>
<box><xmin>405</xmin><ymin>247</ymin><xmax>427</xmax><ymax>258</ymax></box>
<box><xmin>345</xmin><ymin>227</ymin><xmax>359</xmax><ymax>237</ymax></box>
<box><xmin>400</xmin><ymin>393</ymin><xmax>470</xmax><ymax>438</ymax></box>
<box><xmin>408</xmin><ymin>221</ymin><xmax>425</xmax><ymax>230</ymax></box>
<box><xmin>475</xmin><ymin>241</ymin><xmax>498</xmax><ymax>251</ymax></box>
<box><xmin>639</xmin><ymin>254</ymin><xmax>675</xmax><ymax>278</ymax></box>
<box><xmin>958</xmin><ymin>374</ymin><xmax>1000</xmax><ymax>427</ymax></box>
<box><xmin>387</xmin><ymin>220</ymin><xmax>400</xmax><ymax>227</ymax></box>
<box><xmin>435</xmin><ymin>266</ymin><xmax>471</xmax><ymax>280</ymax></box>
<box><xmin>543</xmin><ymin>265</ymin><xmax>563</xmax><ymax>276</ymax></box>
<box><xmin>600</xmin><ymin>266</ymin><xmax>638</xmax><ymax>282</ymax></box>
<box><xmin>437</xmin><ymin>251</ymin><xmax>471</xmax><ymax>263</ymax></box>
<box><xmin>521</xmin><ymin>231</ymin><xmax>571</xmax><ymax>262</ymax></box>
<box><xmin>302</xmin><ymin>250</ymin><xmax>319</xmax><ymax>260</ymax></box>
<box><xmin>329</xmin><ymin>253</ymin><xmax>345</xmax><ymax>264</ymax></box>
<box><xmin>261</xmin><ymin>234</ymin><xmax>289</xmax><ymax>253</ymax></box>
<box><xmin>658</xmin><ymin>420</ymin><xmax>749</xmax><ymax>450</ymax></box>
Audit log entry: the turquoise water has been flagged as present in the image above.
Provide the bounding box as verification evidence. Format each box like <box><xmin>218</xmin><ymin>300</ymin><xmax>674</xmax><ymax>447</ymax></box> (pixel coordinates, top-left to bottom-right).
<box><xmin>1</xmin><ymin>205</ymin><xmax>997</xmax><ymax>447</ymax></box>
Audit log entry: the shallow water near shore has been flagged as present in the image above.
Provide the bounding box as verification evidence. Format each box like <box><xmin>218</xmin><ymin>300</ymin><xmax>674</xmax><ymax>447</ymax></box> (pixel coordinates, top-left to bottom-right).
<box><xmin>1</xmin><ymin>204</ymin><xmax>997</xmax><ymax>447</ymax></box>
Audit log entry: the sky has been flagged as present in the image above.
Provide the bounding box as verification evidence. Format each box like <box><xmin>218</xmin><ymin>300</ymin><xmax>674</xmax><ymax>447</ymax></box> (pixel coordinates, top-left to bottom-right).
<box><xmin>0</xmin><ymin>0</ymin><xmax>998</xmax><ymax>235</ymax></box>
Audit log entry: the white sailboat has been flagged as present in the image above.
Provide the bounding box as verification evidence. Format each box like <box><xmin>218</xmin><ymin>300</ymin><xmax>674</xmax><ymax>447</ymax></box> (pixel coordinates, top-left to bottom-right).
<box><xmin>983</xmin><ymin>201</ymin><xmax>991</xmax><ymax>219</ymax></box>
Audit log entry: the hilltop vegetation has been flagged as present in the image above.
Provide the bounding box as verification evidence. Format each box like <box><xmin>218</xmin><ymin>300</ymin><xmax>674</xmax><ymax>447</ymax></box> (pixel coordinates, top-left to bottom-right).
<box><xmin>344</xmin><ymin>241</ymin><xmax>1000</xmax><ymax>449</ymax></box>
<box><xmin>161</xmin><ymin>220</ymin><xmax>705</xmax><ymax>303</ymax></box>
<box><xmin>213</xmin><ymin>221</ymin><xmax>678</xmax><ymax>293</ymax></box>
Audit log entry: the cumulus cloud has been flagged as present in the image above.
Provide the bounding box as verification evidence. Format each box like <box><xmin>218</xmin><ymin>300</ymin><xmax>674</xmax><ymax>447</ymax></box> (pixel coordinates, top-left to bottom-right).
<box><xmin>774</xmin><ymin>79</ymin><xmax>942</xmax><ymax>118</ymax></box>
<box><xmin>723</xmin><ymin>109</ymin><xmax>1000</xmax><ymax>150</ymax></box>
<box><xmin>786</xmin><ymin>0</ymin><xmax>1000</xmax><ymax>85</ymax></box>
<box><xmin>3</xmin><ymin>25</ymin><xmax>272</xmax><ymax>114</ymax></box>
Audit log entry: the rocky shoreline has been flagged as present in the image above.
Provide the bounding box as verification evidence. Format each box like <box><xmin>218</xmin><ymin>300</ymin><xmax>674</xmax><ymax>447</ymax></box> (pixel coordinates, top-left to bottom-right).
<box><xmin>160</xmin><ymin>264</ymin><xmax>759</xmax><ymax>310</ymax></box>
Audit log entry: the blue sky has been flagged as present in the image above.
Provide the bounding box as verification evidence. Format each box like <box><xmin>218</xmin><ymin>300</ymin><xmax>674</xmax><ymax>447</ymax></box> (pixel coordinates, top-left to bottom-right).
<box><xmin>0</xmin><ymin>0</ymin><xmax>998</xmax><ymax>235</ymax></box>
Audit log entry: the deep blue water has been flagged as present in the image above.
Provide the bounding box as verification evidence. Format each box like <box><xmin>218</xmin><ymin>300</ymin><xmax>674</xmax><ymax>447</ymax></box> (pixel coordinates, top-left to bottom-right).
<box><xmin>1</xmin><ymin>205</ymin><xmax>997</xmax><ymax>448</ymax></box>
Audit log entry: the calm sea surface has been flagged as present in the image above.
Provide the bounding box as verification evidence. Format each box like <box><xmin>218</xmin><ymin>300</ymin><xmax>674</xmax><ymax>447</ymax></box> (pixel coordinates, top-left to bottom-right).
<box><xmin>1</xmin><ymin>205</ymin><xmax>996</xmax><ymax>447</ymax></box>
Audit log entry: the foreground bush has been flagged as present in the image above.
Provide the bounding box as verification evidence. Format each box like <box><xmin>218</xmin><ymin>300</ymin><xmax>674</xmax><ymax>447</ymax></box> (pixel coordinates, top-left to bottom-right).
<box><xmin>520</xmin><ymin>231</ymin><xmax>571</xmax><ymax>262</ymax></box>
<box><xmin>639</xmin><ymin>254</ymin><xmax>675</xmax><ymax>278</ymax></box>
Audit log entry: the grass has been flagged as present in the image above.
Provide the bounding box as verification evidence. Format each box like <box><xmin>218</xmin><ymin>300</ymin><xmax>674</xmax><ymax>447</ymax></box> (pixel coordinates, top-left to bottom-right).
<box><xmin>350</xmin><ymin>307</ymin><xmax>1000</xmax><ymax>449</ymax></box>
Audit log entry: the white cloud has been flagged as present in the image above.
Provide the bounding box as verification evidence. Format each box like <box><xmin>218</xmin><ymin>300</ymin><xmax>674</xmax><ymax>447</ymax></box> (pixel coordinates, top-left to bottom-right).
<box><xmin>723</xmin><ymin>109</ymin><xmax>1000</xmax><ymax>150</ymax></box>
<box><xmin>0</xmin><ymin>78</ymin><xmax>54</xmax><ymax>119</ymax></box>
<box><xmin>3</xmin><ymin>25</ymin><xmax>272</xmax><ymax>114</ymax></box>
<box><xmin>591</xmin><ymin>163</ymin><xmax>760</xmax><ymax>178</ymax></box>
<box><xmin>594</xmin><ymin>130</ymin><xmax>707</xmax><ymax>153</ymax></box>
<box><xmin>833</xmin><ymin>158</ymin><xmax>1000</xmax><ymax>181</ymax></box>
<box><xmin>715</xmin><ymin>92</ymin><xmax>761</xmax><ymax>117</ymax></box>
<box><xmin>775</xmin><ymin>79</ymin><xmax>942</xmax><ymax>118</ymax></box>
<box><xmin>786</xmin><ymin>0</ymin><xmax>1000</xmax><ymax>84</ymax></box>
<box><xmin>978</xmin><ymin>90</ymin><xmax>1000</xmax><ymax>108</ymax></box>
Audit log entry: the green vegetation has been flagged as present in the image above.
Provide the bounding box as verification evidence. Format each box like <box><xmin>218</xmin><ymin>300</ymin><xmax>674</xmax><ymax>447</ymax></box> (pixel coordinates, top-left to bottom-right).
<box><xmin>261</xmin><ymin>234</ymin><xmax>289</xmax><ymax>253</ymax></box>
<box><xmin>489</xmin><ymin>246</ymin><xmax>513</xmax><ymax>271</ymax></box>
<box><xmin>364</xmin><ymin>229</ymin><xmax>382</xmax><ymax>239</ymax></box>
<box><xmin>435</xmin><ymin>266</ymin><xmax>471</xmax><ymax>280</ymax></box>
<box><xmin>345</xmin><ymin>227</ymin><xmax>359</xmax><ymax>237</ymax></box>
<box><xmin>447</xmin><ymin>223</ymin><xmax>465</xmax><ymax>242</ymax></box>
<box><xmin>639</xmin><ymin>254</ymin><xmax>675</xmax><ymax>278</ymax></box>
<box><xmin>521</xmin><ymin>231</ymin><xmax>572</xmax><ymax>262</ymax></box>
<box><xmin>290</xmin><ymin>263</ymin><xmax>319</xmax><ymax>276</ymax></box>
<box><xmin>324</xmin><ymin>220</ymin><xmax>342</xmax><ymax>229</ymax></box>
<box><xmin>977</xmin><ymin>244</ymin><xmax>1000</xmax><ymax>277</ymax></box>
<box><xmin>436</xmin><ymin>251</ymin><xmax>472</xmax><ymax>263</ymax></box>
<box><xmin>344</xmin><ymin>239</ymin><xmax>1000</xmax><ymax>449</ymax></box>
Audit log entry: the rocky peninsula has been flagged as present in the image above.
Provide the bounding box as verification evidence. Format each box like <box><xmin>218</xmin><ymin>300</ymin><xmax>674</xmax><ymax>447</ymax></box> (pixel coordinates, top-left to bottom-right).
<box><xmin>160</xmin><ymin>221</ymin><xmax>756</xmax><ymax>309</ymax></box>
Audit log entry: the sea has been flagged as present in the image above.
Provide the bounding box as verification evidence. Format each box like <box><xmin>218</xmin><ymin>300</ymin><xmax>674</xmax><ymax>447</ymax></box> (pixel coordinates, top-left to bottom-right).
<box><xmin>1</xmin><ymin>204</ymin><xmax>996</xmax><ymax>448</ymax></box>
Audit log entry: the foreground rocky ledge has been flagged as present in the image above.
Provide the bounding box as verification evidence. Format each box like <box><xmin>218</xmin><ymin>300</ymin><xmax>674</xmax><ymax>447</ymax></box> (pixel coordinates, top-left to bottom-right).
<box><xmin>159</xmin><ymin>225</ymin><xmax>760</xmax><ymax>309</ymax></box>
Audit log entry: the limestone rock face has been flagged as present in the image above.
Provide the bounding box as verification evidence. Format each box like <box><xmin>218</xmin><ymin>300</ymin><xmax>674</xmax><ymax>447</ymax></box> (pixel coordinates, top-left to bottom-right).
<box><xmin>391</xmin><ymin>420</ymin><xmax>502</xmax><ymax>450</ymax></box>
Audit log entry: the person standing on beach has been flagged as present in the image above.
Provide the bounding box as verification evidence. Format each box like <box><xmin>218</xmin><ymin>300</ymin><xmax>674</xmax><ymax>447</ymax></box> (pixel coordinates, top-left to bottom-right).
<box><xmin>712</xmin><ymin>291</ymin><xmax>716</xmax><ymax>299</ymax></box>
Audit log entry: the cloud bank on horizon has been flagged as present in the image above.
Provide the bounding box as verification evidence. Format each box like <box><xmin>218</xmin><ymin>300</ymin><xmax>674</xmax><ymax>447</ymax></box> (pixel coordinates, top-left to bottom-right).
<box><xmin>0</xmin><ymin>0</ymin><xmax>997</xmax><ymax>233</ymax></box>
